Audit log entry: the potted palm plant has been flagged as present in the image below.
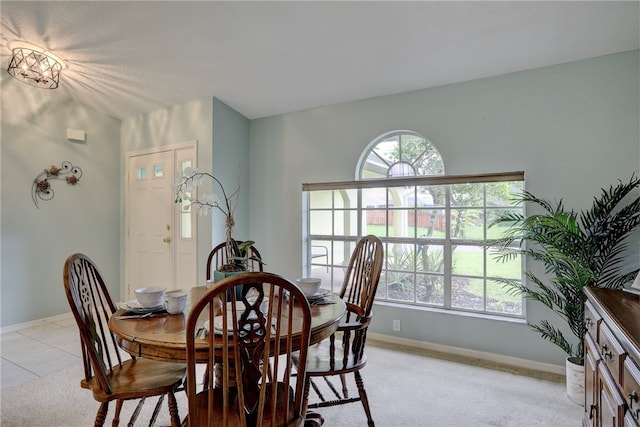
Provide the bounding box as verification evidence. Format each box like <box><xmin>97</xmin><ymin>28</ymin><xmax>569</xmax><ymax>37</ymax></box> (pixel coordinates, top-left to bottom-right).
<box><xmin>485</xmin><ymin>174</ymin><xmax>640</xmax><ymax>404</ymax></box>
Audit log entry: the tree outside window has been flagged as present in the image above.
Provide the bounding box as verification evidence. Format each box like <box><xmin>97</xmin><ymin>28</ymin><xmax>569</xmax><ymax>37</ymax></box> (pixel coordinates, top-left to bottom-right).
<box><xmin>304</xmin><ymin>131</ymin><xmax>524</xmax><ymax>317</ymax></box>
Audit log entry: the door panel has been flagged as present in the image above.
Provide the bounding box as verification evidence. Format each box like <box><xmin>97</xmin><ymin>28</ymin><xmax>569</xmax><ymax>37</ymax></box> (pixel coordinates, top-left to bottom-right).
<box><xmin>125</xmin><ymin>142</ymin><xmax>198</xmax><ymax>300</ymax></box>
<box><xmin>128</xmin><ymin>151</ymin><xmax>174</xmax><ymax>296</ymax></box>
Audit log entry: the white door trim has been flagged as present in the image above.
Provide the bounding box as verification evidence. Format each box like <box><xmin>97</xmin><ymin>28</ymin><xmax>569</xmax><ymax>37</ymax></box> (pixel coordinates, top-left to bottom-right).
<box><xmin>124</xmin><ymin>140</ymin><xmax>198</xmax><ymax>298</ymax></box>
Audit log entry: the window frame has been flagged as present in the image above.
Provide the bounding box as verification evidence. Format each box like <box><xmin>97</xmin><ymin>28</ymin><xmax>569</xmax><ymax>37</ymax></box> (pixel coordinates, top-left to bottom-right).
<box><xmin>302</xmin><ymin>171</ymin><xmax>526</xmax><ymax>319</ymax></box>
<box><xmin>357</xmin><ymin>129</ymin><xmax>445</xmax><ymax>179</ymax></box>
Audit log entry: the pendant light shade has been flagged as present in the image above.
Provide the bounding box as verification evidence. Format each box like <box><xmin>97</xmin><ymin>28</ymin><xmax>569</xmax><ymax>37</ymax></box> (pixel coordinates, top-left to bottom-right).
<box><xmin>7</xmin><ymin>43</ymin><xmax>65</xmax><ymax>89</ymax></box>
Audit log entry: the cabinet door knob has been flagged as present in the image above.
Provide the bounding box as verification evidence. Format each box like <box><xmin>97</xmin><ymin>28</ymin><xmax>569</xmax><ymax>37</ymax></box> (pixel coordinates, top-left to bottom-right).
<box><xmin>629</xmin><ymin>390</ymin><xmax>638</xmax><ymax>412</ymax></box>
<box><xmin>600</xmin><ymin>344</ymin><xmax>612</xmax><ymax>360</ymax></box>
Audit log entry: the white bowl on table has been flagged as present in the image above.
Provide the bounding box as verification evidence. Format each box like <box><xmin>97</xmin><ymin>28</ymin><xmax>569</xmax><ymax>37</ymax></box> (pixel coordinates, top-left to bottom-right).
<box><xmin>295</xmin><ymin>278</ymin><xmax>321</xmax><ymax>297</ymax></box>
<box><xmin>134</xmin><ymin>286</ymin><xmax>166</xmax><ymax>308</ymax></box>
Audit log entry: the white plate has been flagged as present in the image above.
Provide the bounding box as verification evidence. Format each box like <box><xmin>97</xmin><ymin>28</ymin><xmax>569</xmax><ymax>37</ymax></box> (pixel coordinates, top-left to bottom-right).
<box><xmin>202</xmin><ymin>318</ymin><xmax>235</xmax><ymax>336</ymax></box>
<box><xmin>202</xmin><ymin>302</ymin><xmax>246</xmax><ymax>336</ymax></box>
<box><xmin>306</xmin><ymin>288</ymin><xmax>332</xmax><ymax>301</ymax></box>
<box><xmin>120</xmin><ymin>300</ymin><xmax>164</xmax><ymax>313</ymax></box>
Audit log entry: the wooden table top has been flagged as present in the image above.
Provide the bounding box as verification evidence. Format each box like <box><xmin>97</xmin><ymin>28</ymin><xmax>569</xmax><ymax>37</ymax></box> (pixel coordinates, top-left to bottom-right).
<box><xmin>109</xmin><ymin>286</ymin><xmax>346</xmax><ymax>363</ymax></box>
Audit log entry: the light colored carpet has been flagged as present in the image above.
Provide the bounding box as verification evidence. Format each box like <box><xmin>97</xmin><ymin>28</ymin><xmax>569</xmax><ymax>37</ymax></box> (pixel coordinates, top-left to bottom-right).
<box><xmin>1</xmin><ymin>341</ymin><xmax>583</xmax><ymax>426</ymax></box>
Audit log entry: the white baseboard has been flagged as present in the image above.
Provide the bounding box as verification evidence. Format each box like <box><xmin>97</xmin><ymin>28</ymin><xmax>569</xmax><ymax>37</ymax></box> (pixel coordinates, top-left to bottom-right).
<box><xmin>1</xmin><ymin>312</ymin><xmax>73</xmax><ymax>335</ymax></box>
<box><xmin>368</xmin><ymin>332</ymin><xmax>565</xmax><ymax>376</ymax></box>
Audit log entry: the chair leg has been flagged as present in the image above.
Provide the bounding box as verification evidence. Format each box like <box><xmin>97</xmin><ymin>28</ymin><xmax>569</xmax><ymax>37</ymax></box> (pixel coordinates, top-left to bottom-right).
<box><xmin>113</xmin><ymin>399</ymin><xmax>123</xmax><ymax>427</ymax></box>
<box><xmin>339</xmin><ymin>373</ymin><xmax>349</xmax><ymax>398</ymax></box>
<box><xmin>128</xmin><ymin>397</ymin><xmax>145</xmax><ymax>427</ymax></box>
<box><xmin>354</xmin><ymin>371</ymin><xmax>374</xmax><ymax>427</ymax></box>
<box><xmin>303</xmin><ymin>377</ymin><xmax>312</xmax><ymax>413</ymax></box>
<box><xmin>167</xmin><ymin>391</ymin><xmax>181</xmax><ymax>427</ymax></box>
<box><xmin>311</xmin><ymin>377</ymin><xmax>328</xmax><ymax>403</ymax></box>
<box><xmin>321</xmin><ymin>376</ymin><xmax>342</xmax><ymax>401</ymax></box>
<box><xmin>148</xmin><ymin>394</ymin><xmax>164</xmax><ymax>426</ymax></box>
<box><xmin>95</xmin><ymin>402</ymin><xmax>109</xmax><ymax>427</ymax></box>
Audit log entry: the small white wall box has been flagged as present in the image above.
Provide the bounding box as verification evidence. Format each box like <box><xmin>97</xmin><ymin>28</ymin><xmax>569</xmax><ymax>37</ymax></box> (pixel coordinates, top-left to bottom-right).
<box><xmin>66</xmin><ymin>128</ymin><xmax>85</xmax><ymax>142</ymax></box>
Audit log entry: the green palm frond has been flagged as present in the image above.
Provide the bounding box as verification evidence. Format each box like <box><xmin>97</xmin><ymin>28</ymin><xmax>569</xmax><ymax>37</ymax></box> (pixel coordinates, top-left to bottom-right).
<box><xmin>485</xmin><ymin>174</ymin><xmax>640</xmax><ymax>365</ymax></box>
<box><xmin>531</xmin><ymin>321</ymin><xmax>577</xmax><ymax>359</ymax></box>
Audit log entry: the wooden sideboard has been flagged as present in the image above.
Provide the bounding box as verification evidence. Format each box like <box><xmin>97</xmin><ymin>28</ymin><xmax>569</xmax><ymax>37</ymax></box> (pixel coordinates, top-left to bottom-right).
<box><xmin>584</xmin><ymin>287</ymin><xmax>640</xmax><ymax>427</ymax></box>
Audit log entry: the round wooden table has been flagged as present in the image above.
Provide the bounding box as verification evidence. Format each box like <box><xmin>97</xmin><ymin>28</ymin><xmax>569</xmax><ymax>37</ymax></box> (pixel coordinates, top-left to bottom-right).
<box><xmin>109</xmin><ymin>286</ymin><xmax>346</xmax><ymax>363</ymax></box>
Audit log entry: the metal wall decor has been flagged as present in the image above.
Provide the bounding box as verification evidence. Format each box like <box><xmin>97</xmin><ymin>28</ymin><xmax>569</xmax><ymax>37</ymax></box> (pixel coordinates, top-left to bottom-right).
<box><xmin>32</xmin><ymin>161</ymin><xmax>82</xmax><ymax>208</ymax></box>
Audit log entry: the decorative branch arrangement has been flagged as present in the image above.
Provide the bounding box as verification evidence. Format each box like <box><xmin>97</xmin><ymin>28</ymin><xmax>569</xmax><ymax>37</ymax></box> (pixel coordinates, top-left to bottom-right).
<box><xmin>175</xmin><ymin>167</ymin><xmax>263</xmax><ymax>271</ymax></box>
<box><xmin>175</xmin><ymin>167</ymin><xmax>240</xmax><ymax>270</ymax></box>
<box><xmin>32</xmin><ymin>161</ymin><xmax>82</xmax><ymax>208</ymax></box>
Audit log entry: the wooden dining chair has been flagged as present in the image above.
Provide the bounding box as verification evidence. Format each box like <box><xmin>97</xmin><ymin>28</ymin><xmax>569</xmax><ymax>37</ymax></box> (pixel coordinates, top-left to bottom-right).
<box><xmin>299</xmin><ymin>235</ymin><xmax>384</xmax><ymax>427</ymax></box>
<box><xmin>63</xmin><ymin>253</ymin><xmax>186</xmax><ymax>427</ymax></box>
<box><xmin>185</xmin><ymin>272</ymin><xmax>313</xmax><ymax>427</ymax></box>
<box><xmin>206</xmin><ymin>241</ymin><xmax>264</xmax><ymax>279</ymax></box>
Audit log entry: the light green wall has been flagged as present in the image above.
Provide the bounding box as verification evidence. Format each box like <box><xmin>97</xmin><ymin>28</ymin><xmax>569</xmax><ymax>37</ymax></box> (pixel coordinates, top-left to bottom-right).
<box><xmin>212</xmin><ymin>98</ymin><xmax>251</xmax><ymax>244</ymax></box>
<box><xmin>249</xmin><ymin>50</ymin><xmax>640</xmax><ymax>366</ymax></box>
<box><xmin>2</xmin><ymin>50</ymin><xmax>637</xmax><ymax>367</ymax></box>
<box><xmin>1</xmin><ymin>73</ymin><xmax>121</xmax><ymax>326</ymax></box>
<box><xmin>0</xmin><ymin>93</ymin><xmax>250</xmax><ymax>327</ymax></box>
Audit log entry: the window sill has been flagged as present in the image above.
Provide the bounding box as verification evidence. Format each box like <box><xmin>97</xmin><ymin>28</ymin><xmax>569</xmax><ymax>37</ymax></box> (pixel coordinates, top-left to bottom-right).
<box><xmin>373</xmin><ymin>300</ymin><xmax>527</xmax><ymax>324</ymax></box>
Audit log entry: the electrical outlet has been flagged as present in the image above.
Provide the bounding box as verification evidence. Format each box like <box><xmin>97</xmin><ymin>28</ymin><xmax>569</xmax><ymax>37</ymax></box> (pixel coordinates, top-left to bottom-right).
<box><xmin>393</xmin><ymin>319</ymin><xmax>401</xmax><ymax>331</ymax></box>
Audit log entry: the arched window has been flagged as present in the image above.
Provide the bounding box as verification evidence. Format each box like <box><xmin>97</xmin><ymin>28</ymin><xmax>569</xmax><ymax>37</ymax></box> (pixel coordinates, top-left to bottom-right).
<box><xmin>358</xmin><ymin>130</ymin><xmax>444</xmax><ymax>179</ymax></box>
<box><xmin>303</xmin><ymin>130</ymin><xmax>524</xmax><ymax>318</ymax></box>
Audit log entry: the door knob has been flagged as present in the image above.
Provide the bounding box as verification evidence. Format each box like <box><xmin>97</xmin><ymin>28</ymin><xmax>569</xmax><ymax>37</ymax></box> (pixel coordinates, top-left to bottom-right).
<box><xmin>163</xmin><ymin>237</ymin><xmax>172</xmax><ymax>243</ymax></box>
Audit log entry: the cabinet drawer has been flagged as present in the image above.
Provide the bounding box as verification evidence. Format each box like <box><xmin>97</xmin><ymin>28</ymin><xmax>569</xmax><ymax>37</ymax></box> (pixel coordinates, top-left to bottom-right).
<box><xmin>625</xmin><ymin>411</ymin><xmax>640</xmax><ymax>427</ymax></box>
<box><xmin>624</xmin><ymin>359</ymin><xmax>640</xmax><ymax>424</ymax></box>
<box><xmin>600</xmin><ymin>322</ymin><xmax>626</xmax><ymax>383</ymax></box>
<box><xmin>585</xmin><ymin>301</ymin><xmax>601</xmax><ymax>343</ymax></box>
<box><xmin>599</xmin><ymin>363</ymin><xmax>627</xmax><ymax>426</ymax></box>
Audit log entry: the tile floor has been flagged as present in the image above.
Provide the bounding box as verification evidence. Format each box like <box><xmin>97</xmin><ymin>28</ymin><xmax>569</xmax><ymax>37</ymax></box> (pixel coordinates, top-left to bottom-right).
<box><xmin>1</xmin><ymin>314</ymin><xmax>82</xmax><ymax>389</ymax></box>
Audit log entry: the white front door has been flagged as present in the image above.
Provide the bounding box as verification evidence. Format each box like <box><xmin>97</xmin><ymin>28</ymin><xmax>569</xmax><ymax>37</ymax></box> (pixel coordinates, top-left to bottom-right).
<box><xmin>125</xmin><ymin>141</ymin><xmax>197</xmax><ymax>299</ymax></box>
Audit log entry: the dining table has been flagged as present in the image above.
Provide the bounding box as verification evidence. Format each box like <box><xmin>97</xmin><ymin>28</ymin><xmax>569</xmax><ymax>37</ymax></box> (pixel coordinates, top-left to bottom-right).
<box><xmin>109</xmin><ymin>286</ymin><xmax>347</xmax><ymax>364</ymax></box>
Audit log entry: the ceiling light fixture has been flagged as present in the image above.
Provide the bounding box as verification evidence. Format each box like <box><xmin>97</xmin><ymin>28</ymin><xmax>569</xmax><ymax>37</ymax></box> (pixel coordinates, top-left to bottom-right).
<box><xmin>7</xmin><ymin>42</ymin><xmax>65</xmax><ymax>89</ymax></box>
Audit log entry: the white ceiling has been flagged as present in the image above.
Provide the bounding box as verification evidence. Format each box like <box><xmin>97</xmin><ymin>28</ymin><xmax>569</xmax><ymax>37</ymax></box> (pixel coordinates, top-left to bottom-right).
<box><xmin>1</xmin><ymin>1</ymin><xmax>638</xmax><ymax>120</ymax></box>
